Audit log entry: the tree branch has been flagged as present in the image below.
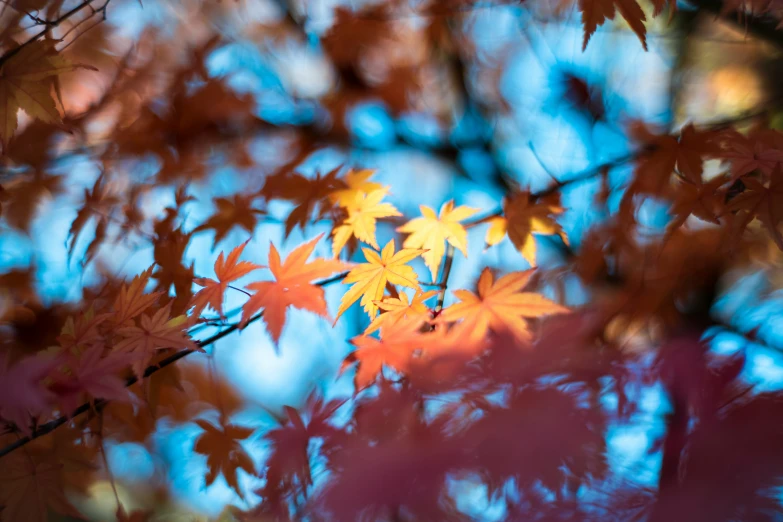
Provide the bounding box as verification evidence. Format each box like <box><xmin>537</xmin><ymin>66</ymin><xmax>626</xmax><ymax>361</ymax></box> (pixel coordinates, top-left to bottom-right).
<box><xmin>0</xmin><ymin>0</ymin><xmax>104</xmax><ymax>67</ymax></box>
<box><xmin>0</xmin><ymin>270</ymin><xmax>350</xmax><ymax>459</ymax></box>
<box><xmin>434</xmin><ymin>243</ymin><xmax>456</xmax><ymax>316</ymax></box>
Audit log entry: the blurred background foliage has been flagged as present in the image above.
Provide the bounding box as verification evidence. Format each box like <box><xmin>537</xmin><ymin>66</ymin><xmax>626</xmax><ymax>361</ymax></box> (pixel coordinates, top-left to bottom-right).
<box><xmin>2</xmin><ymin>0</ymin><xmax>783</xmax><ymax>519</ymax></box>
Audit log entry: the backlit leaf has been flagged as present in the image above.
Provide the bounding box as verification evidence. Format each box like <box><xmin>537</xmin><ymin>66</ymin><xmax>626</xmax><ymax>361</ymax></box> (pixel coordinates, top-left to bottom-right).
<box><xmin>397</xmin><ymin>200</ymin><xmax>478</xmax><ymax>279</ymax></box>
<box><xmin>336</xmin><ymin>239</ymin><xmax>424</xmax><ymax>321</ymax></box>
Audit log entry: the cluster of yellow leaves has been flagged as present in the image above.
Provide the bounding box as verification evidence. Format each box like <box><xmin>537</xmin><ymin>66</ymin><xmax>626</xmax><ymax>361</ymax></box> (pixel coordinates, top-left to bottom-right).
<box><xmin>342</xmin><ymin>267</ymin><xmax>568</xmax><ymax>389</ymax></box>
<box><xmin>191</xmin><ymin>169</ymin><xmax>576</xmax><ymax>360</ymax></box>
<box><xmin>188</xmin><ymin>167</ymin><xmax>577</xmax><ymax>396</ymax></box>
<box><xmin>0</xmin><ymin>40</ymin><xmax>95</xmax><ymax>149</ymax></box>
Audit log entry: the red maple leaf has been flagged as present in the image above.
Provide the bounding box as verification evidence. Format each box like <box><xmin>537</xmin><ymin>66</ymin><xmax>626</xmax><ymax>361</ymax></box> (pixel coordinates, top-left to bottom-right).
<box><xmin>0</xmin><ymin>353</ymin><xmax>59</xmax><ymax>435</ymax></box>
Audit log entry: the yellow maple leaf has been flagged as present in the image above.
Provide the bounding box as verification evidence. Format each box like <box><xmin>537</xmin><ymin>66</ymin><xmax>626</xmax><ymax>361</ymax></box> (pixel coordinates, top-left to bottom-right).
<box><xmin>335</xmin><ymin>239</ymin><xmax>424</xmax><ymax>321</ymax></box>
<box><xmin>0</xmin><ymin>40</ymin><xmax>95</xmax><ymax>149</ymax></box>
<box><xmin>365</xmin><ymin>288</ymin><xmax>438</xmax><ymax>334</ymax></box>
<box><xmin>331</xmin><ymin>188</ymin><xmax>401</xmax><ymax>257</ymax></box>
<box><xmin>397</xmin><ymin>200</ymin><xmax>478</xmax><ymax>279</ymax></box>
<box><xmin>484</xmin><ymin>192</ymin><xmax>568</xmax><ymax>266</ymax></box>
<box><xmin>329</xmin><ymin>168</ymin><xmax>383</xmax><ymax>207</ymax></box>
<box><xmin>439</xmin><ymin>267</ymin><xmax>569</xmax><ymax>343</ymax></box>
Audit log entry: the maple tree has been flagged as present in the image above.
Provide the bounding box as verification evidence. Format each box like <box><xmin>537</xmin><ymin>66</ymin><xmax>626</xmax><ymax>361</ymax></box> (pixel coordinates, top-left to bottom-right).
<box><xmin>2</xmin><ymin>0</ymin><xmax>783</xmax><ymax>521</ymax></box>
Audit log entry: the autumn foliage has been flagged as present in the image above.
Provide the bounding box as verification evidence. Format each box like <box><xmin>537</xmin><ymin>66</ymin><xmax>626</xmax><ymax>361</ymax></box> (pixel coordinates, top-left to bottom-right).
<box><xmin>3</xmin><ymin>0</ymin><xmax>783</xmax><ymax>521</ymax></box>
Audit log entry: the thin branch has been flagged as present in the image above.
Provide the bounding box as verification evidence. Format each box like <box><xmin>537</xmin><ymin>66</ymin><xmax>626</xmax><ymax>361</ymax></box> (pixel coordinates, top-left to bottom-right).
<box><xmin>0</xmin><ymin>270</ymin><xmax>350</xmax><ymax>458</ymax></box>
<box><xmin>433</xmin><ymin>244</ymin><xmax>456</xmax><ymax>316</ymax></box>
<box><xmin>0</xmin><ymin>0</ymin><xmax>102</xmax><ymax>68</ymax></box>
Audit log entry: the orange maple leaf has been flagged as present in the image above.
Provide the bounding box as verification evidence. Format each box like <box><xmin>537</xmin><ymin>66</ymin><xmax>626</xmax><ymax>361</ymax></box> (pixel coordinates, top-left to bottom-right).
<box><xmin>365</xmin><ymin>289</ymin><xmax>437</xmax><ymax>334</ymax></box>
<box><xmin>191</xmin><ymin>240</ymin><xmax>262</xmax><ymax>318</ymax></box>
<box><xmin>113</xmin><ymin>305</ymin><xmax>201</xmax><ymax>379</ymax></box>
<box><xmin>112</xmin><ymin>266</ymin><xmax>162</xmax><ymax>325</ymax></box>
<box><xmin>344</xmin><ymin>317</ymin><xmax>430</xmax><ymax>390</ymax></box>
<box><xmin>484</xmin><ymin>192</ymin><xmax>568</xmax><ymax>266</ymax></box>
<box><xmin>439</xmin><ymin>268</ymin><xmax>569</xmax><ymax>343</ymax></box>
<box><xmin>240</xmin><ymin>234</ymin><xmax>349</xmax><ymax>345</ymax></box>
<box><xmin>193</xmin><ymin>419</ymin><xmax>255</xmax><ymax>499</ymax></box>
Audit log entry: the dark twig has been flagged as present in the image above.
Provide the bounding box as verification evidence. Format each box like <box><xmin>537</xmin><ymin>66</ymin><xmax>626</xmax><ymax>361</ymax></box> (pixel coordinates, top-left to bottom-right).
<box><xmin>0</xmin><ymin>270</ymin><xmax>350</xmax><ymax>458</ymax></box>
<box><xmin>434</xmin><ymin>244</ymin><xmax>456</xmax><ymax>316</ymax></box>
<box><xmin>0</xmin><ymin>0</ymin><xmax>103</xmax><ymax>68</ymax></box>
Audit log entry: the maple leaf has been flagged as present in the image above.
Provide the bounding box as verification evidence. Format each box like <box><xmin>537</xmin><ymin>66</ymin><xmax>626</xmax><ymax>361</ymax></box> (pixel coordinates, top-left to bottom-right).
<box><xmin>719</xmin><ymin>127</ymin><xmax>783</xmax><ymax>181</ymax></box>
<box><xmin>0</xmin><ymin>452</ymin><xmax>83</xmax><ymax>522</ymax></box>
<box><xmin>113</xmin><ymin>305</ymin><xmax>201</xmax><ymax>379</ymax></box>
<box><xmin>0</xmin><ymin>39</ymin><xmax>95</xmax><ymax>150</ymax></box>
<box><xmin>193</xmin><ymin>419</ymin><xmax>255</xmax><ymax>499</ymax></box>
<box><xmin>240</xmin><ymin>234</ymin><xmax>349</xmax><ymax>345</ymax></box>
<box><xmin>112</xmin><ymin>266</ymin><xmax>162</xmax><ymax>325</ymax></box>
<box><xmin>336</xmin><ymin>240</ymin><xmax>425</xmax><ymax>321</ymax></box>
<box><xmin>579</xmin><ymin>0</ymin><xmax>647</xmax><ymax>51</ymax></box>
<box><xmin>262</xmin><ymin>167</ymin><xmax>343</xmax><ymax>237</ymax></box>
<box><xmin>365</xmin><ymin>289</ymin><xmax>438</xmax><ymax>334</ymax></box>
<box><xmin>67</xmin><ymin>171</ymin><xmax>120</xmax><ymax>263</ymax></box>
<box><xmin>667</xmin><ymin>174</ymin><xmax>727</xmax><ymax>232</ymax></box>
<box><xmin>256</xmin><ymin>399</ymin><xmax>345</xmax><ymax>517</ymax></box>
<box><xmin>331</xmin><ymin>188</ymin><xmax>401</xmax><ymax>257</ymax></box>
<box><xmin>193</xmin><ymin>194</ymin><xmax>264</xmax><ymax>247</ymax></box>
<box><xmin>329</xmin><ymin>168</ymin><xmax>383</xmax><ymax>207</ymax></box>
<box><xmin>627</xmin><ymin>122</ymin><xmax>720</xmax><ymax>195</ymax></box>
<box><xmin>397</xmin><ymin>200</ymin><xmax>478</xmax><ymax>279</ymax></box>
<box><xmin>727</xmin><ymin>169</ymin><xmax>783</xmax><ymax>250</ymax></box>
<box><xmin>191</xmin><ymin>240</ymin><xmax>261</xmax><ymax>318</ymax></box>
<box><xmin>439</xmin><ymin>268</ymin><xmax>569</xmax><ymax>343</ymax></box>
<box><xmin>0</xmin><ymin>352</ymin><xmax>59</xmax><ymax>435</ymax></box>
<box><xmin>345</xmin><ymin>317</ymin><xmax>431</xmax><ymax>390</ymax></box>
<box><xmin>56</xmin><ymin>307</ymin><xmax>111</xmax><ymax>352</ymax></box>
<box><xmin>49</xmin><ymin>343</ymin><xmax>133</xmax><ymax>413</ymax></box>
<box><xmin>0</xmin><ymin>173</ymin><xmax>62</xmax><ymax>232</ymax></box>
<box><xmin>485</xmin><ymin>192</ymin><xmax>568</xmax><ymax>266</ymax></box>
